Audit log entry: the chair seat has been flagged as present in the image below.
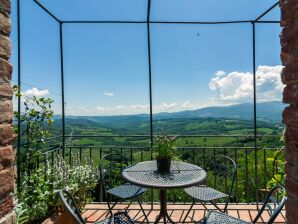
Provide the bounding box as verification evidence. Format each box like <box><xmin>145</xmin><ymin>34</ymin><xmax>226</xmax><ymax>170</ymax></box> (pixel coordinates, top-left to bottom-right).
<box><xmin>107</xmin><ymin>183</ymin><xmax>146</xmax><ymax>200</ymax></box>
<box><xmin>202</xmin><ymin>210</ymin><xmax>250</xmax><ymax>224</ymax></box>
<box><xmin>185</xmin><ymin>185</ymin><xmax>228</xmax><ymax>201</ymax></box>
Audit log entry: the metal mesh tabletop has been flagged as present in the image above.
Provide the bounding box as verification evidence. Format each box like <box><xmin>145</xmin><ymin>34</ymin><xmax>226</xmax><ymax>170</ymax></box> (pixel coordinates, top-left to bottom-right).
<box><xmin>122</xmin><ymin>160</ymin><xmax>206</xmax><ymax>189</ymax></box>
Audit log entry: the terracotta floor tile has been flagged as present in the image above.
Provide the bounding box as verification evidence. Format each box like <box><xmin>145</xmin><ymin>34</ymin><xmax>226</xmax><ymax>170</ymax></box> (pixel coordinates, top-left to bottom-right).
<box><xmin>43</xmin><ymin>203</ymin><xmax>286</xmax><ymax>224</ymax></box>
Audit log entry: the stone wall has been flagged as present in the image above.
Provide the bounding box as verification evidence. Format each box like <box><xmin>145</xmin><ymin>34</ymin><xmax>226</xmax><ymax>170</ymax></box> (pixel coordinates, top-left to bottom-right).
<box><xmin>0</xmin><ymin>0</ymin><xmax>15</xmax><ymax>223</ymax></box>
<box><xmin>280</xmin><ymin>0</ymin><xmax>298</xmax><ymax>223</ymax></box>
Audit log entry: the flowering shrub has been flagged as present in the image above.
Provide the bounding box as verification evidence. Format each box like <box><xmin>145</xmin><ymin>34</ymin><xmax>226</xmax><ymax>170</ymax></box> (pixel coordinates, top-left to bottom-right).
<box><xmin>155</xmin><ymin>134</ymin><xmax>177</xmax><ymax>159</ymax></box>
<box><xmin>48</xmin><ymin>154</ymin><xmax>100</xmax><ymax>208</ymax></box>
<box><xmin>15</xmin><ymin>153</ymin><xmax>100</xmax><ymax>223</ymax></box>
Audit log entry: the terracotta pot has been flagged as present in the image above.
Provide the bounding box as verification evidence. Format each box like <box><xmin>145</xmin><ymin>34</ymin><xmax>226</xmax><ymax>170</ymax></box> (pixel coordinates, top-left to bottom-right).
<box><xmin>156</xmin><ymin>157</ymin><xmax>171</xmax><ymax>174</ymax></box>
<box><xmin>54</xmin><ymin>211</ymin><xmax>76</xmax><ymax>224</ymax></box>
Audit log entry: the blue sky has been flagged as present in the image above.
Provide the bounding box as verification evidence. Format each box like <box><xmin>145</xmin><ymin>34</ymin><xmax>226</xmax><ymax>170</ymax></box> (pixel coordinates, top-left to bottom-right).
<box><xmin>10</xmin><ymin>0</ymin><xmax>282</xmax><ymax>116</ymax></box>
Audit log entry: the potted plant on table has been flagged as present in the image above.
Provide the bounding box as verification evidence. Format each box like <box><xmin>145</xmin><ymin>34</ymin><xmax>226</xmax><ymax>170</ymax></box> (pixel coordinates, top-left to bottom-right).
<box><xmin>155</xmin><ymin>134</ymin><xmax>177</xmax><ymax>174</ymax></box>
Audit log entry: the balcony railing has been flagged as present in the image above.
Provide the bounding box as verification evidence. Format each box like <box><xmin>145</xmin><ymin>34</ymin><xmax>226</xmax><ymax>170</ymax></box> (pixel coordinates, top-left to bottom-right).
<box><xmin>20</xmin><ymin>141</ymin><xmax>281</xmax><ymax>205</ymax></box>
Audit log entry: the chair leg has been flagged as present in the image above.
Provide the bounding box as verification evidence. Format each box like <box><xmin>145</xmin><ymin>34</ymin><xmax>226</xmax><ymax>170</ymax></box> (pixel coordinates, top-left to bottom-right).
<box><xmin>137</xmin><ymin>197</ymin><xmax>149</xmax><ymax>223</ymax></box>
<box><xmin>210</xmin><ymin>200</ymin><xmax>223</xmax><ymax>212</ymax></box>
<box><xmin>106</xmin><ymin>194</ymin><xmax>114</xmax><ymax>216</ymax></box>
<box><xmin>182</xmin><ymin>201</ymin><xmax>195</xmax><ymax>223</ymax></box>
<box><xmin>200</xmin><ymin>201</ymin><xmax>208</xmax><ymax>211</ymax></box>
<box><xmin>124</xmin><ymin>200</ymin><xmax>133</xmax><ymax>213</ymax></box>
<box><xmin>107</xmin><ymin>194</ymin><xmax>121</xmax><ymax>217</ymax></box>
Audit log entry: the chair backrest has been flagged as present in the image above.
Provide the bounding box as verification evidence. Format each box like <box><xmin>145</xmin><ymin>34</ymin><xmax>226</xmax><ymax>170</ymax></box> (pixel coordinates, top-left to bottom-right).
<box><xmin>58</xmin><ymin>189</ymin><xmax>85</xmax><ymax>224</ymax></box>
<box><xmin>99</xmin><ymin>153</ymin><xmax>129</xmax><ymax>195</ymax></box>
<box><xmin>253</xmin><ymin>185</ymin><xmax>286</xmax><ymax>224</ymax></box>
<box><xmin>205</xmin><ymin>155</ymin><xmax>237</xmax><ymax>212</ymax></box>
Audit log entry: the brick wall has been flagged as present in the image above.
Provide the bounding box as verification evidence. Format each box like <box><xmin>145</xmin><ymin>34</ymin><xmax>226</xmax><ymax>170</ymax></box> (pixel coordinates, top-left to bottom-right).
<box><xmin>280</xmin><ymin>0</ymin><xmax>298</xmax><ymax>223</ymax></box>
<box><xmin>0</xmin><ymin>0</ymin><xmax>15</xmax><ymax>223</ymax></box>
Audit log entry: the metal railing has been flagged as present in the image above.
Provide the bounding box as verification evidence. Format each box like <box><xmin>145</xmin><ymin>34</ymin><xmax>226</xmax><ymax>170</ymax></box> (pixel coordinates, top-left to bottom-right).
<box><xmin>18</xmin><ymin>142</ymin><xmax>281</xmax><ymax>205</ymax></box>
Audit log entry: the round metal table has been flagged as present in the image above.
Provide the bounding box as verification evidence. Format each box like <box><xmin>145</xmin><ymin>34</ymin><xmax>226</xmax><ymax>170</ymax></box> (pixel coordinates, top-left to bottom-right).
<box><xmin>122</xmin><ymin>160</ymin><xmax>206</xmax><ymax>224</ymax></box>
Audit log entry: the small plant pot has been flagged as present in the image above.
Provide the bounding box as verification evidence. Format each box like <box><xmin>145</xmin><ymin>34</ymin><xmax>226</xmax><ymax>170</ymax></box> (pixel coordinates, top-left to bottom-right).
<box><xmin>156</xmin><ymin>157</ymin><xmax>171</xmax><ymax>174</ymax></box>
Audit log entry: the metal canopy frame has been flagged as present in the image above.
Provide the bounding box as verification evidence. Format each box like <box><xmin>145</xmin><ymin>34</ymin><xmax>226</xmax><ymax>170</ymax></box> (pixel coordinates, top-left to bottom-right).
<box><xmin>16</xmin><ymin>0</ymin><xmax>280</xmax><ymax>206</ymax></box>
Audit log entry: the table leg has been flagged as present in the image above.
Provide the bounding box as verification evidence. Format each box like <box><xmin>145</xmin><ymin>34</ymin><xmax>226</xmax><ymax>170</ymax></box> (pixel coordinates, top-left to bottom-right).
<box><xmin>154</xmin><ymin>190</ymin><xmax>175</xmax><ymax>224</ymax></box>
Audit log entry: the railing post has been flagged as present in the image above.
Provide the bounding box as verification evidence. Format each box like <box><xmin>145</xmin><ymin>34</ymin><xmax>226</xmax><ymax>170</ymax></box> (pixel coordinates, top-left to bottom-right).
<box><xmin>245</xmin><ymin>148</ymin><xmax>248</xmax><ymax>201</ymax></box>
<box><xmin>234</xmin><ymin>148</ymin><xmax>238</xmax><ymax>203</ymax></box>
<box><xmin>69</xmin><ymin>147</ymin><xmax>72</xmax><ymax>165</ymax></box>
<box><xmin>263</xmin><ymin>148</ymin><xmax>267</xmax><ymax>187</ymax></box>
<box><xmin>89</xmin><ymin>147</ymin><xmax>92</xmax><ymax>160</ymax></box>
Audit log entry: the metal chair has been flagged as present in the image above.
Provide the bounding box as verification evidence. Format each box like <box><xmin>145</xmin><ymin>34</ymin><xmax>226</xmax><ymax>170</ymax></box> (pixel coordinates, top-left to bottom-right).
<box><xmin>183</xmin><ymin>156</ymin><xmax>237</xmax><ymax>222</ymax></box>
<box><xmin>202</xmin><ymin>185</ymin><xmax>286</xmax><ymax>224</ymax></box>
<box><xmin>58</xmin><ymin>189</ymin><xmax>134</xmax><ymax>224</ymax></box>
<box><xmin>99</xmin><ymin>153</ymin><xmax>148</xmax><ymax>223</ymax></box>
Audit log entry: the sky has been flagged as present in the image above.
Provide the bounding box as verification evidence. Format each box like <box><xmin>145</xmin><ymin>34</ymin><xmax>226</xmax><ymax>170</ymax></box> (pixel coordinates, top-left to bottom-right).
<box><xmin>10</xmin><ymin>0</ymin><xmax>282</xmax><ymax>116</ymax></box>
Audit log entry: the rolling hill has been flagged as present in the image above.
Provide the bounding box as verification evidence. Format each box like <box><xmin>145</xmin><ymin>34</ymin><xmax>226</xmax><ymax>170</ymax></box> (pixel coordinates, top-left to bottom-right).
<box><xmin>63</xmin><ymin>101</ymin><xmax>284</xmax><ymax>125</ymax></box>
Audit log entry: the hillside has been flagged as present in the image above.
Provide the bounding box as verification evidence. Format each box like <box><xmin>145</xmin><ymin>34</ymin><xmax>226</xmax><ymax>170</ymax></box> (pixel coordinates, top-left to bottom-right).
<box><xmin>63</xmin><ymin>101</ymin><xmax>284</xmax><ymax>124</ymax></box>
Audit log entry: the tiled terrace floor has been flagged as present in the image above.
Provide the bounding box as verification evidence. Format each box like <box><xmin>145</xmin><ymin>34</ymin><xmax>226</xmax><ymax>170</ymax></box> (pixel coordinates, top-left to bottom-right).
<box><xmin>49</xmin><ymin>203</ymin><xmax>285</xmax><ymax>223</ymax></box>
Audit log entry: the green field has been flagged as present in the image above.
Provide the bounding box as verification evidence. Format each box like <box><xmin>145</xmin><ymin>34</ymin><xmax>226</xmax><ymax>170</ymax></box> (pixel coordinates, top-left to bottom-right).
<box><xmin>19</xmin><ymin>115</ymin><xmax>284</xmax><ymax>203</ymax></box>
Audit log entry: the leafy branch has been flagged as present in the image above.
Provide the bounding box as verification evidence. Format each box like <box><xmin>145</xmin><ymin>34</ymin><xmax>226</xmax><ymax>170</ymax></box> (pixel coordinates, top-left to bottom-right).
<box><xmin>13</xmin><ymin>85</ymin><xmax>54</xmax><ymax>171</ymax></box>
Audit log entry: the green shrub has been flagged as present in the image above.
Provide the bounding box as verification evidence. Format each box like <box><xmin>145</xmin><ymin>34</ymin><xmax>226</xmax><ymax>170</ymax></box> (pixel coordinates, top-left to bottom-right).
<box><xmin>15</xmin><ymin>154</ymin><xmax>100</xmax><ymax>223</ymax></box>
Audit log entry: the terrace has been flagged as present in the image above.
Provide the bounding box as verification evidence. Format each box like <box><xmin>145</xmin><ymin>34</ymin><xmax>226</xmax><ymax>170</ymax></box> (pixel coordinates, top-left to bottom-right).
<box><xmin>6</xmin><ymin>0</ymin><xmax>292</xmax><ymax>223</ymax></box>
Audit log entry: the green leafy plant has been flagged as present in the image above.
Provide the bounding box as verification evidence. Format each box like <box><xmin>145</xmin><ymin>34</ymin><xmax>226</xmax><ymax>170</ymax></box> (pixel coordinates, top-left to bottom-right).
<box><xmin>266</xmin><ymin>148</ymin><xmax>285</xmax><ymax>189</ymax></box>
<box><xmin>13</xmin><ymin>85</ymin><xmax>54</xmax><ymax>171</ymax></box>
<box><xmin>14</xmin><ymin>202</ymin><xmax>30</xmax><ymax>224</ymax></box>
<box><xmin>15</xmin><ymin>154</ymin><xmax>100</xmax><ymax>223</ymax></box>
<box><xmin>155</xmin><ymin>134</ymin><xmax>177</xmax><ymax>159</ymax></box>
<box><xmin>16</xmin><ymin>170</ymin><xmax>52</xmax><ymax>223</ymax></box>
<box><xmin>266</xmin><ymin>130</ymin><xmax>285</xmax><ymax>189</ymax></box>
<box><xmin>48</xmin><ymin>154</ymin><xmax>100</xmax><ymax>209</ymax></box>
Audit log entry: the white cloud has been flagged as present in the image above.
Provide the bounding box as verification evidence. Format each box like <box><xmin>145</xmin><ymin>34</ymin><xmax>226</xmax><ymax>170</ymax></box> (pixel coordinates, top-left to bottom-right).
<box><xmin>115</xmin><ymin>105</ymin><xmax>124</xmax><ymax>109</ymax></box>
<box><xmin>158</xmin><ymin>102</ymin><xmax>177</xmax><ymax>111</ymax></box>
<box><xmin>182</xmin><ymin>100</ymin><xmax>197</xmax><ymax>110</ymax></box>
<box><xmin>66</xmin><ymin>101</ymin><xmax>207</xmax><ymax>116</ymax></box>
<box><xmin>129</xmin><ymin>104</ymin><xmax>150</xmax><ymax>110</ymax></box>
<box><xmin>22</xmin><ymin>87</ymin><xmax>49</xmax><ymax>97</ymax></box>
<box><xmin>104</xmin><ymin>92</ymin><xmax>114</xmax><ymax>97</ymax></box>
<box><xmin>96</xmin><ymin>106</ymin><xmax>105</xmax><ymax>111</ymax></box>
<box><xmin>209</xmin><ymin>65</ymin><xmax>284</xmax><ymax>103</ymax></box>
<box><xmin>215</xmin><ymin>70</ymin><xmax>226</xmax><ymax>77</ymax></box>
<box><xmin>65</xmin><ymin>65</ymin><xmax>284</xmax><ymax>116</ymax></box>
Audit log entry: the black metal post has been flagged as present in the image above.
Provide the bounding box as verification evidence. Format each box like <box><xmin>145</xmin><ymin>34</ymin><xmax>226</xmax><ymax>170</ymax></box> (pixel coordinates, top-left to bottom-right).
<box><xmin>32</xmin><ymin>0</ymin><xmax>60</xmax><ymax>22</ymax></box>
<box><xmin>154</xmin><ymin>190</ymin><xmax>175</xmax><ymax>224</ymax></box>
<box><xmin>17</xmin><ymin>0</ymin><xmax>21</xmax><ymax>188</ymax></box>
<box><xmin>61</xmin><ymin>20</ymin><xmax>254</xmax><ymax>24</ymax></box>
<box><xmin>255</xmin><ymin>21</ymin><xmax>280</xmax><ymax>24</ymax></box>
<box><xmin>254</xmin><ymin>1</ymin><xmax>279</xmax><ymax>22</ymax></box>
<box><xmin>252</xmin><ymin>21</ymin><xmax>259</xmax><ymax>209</ymax></box>
<box><xmin>61</xmin><ymin>20</ymin><xmax>279</xmax><ymax>25</ymax></box>
<box><xmin>146</xmin><ymin>0</ymin><xmax>154</xmax><ymax>209</ymax></box>
<box><xmin>146</xmin><ymin>0</ymin><xmax>153</xmax><ymax>155</ymax></box>
<box><xmin>59</xmin><ymin>22</ymin><xmax>66</xmax><ymax>157</ymax></box>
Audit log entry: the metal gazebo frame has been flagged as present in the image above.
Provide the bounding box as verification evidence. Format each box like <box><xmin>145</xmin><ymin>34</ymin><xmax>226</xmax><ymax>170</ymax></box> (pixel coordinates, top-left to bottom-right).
<box><xmin>16</xmin><ymin>0</ymin><xmax>280</xmax><ymax>206</ymax></box>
